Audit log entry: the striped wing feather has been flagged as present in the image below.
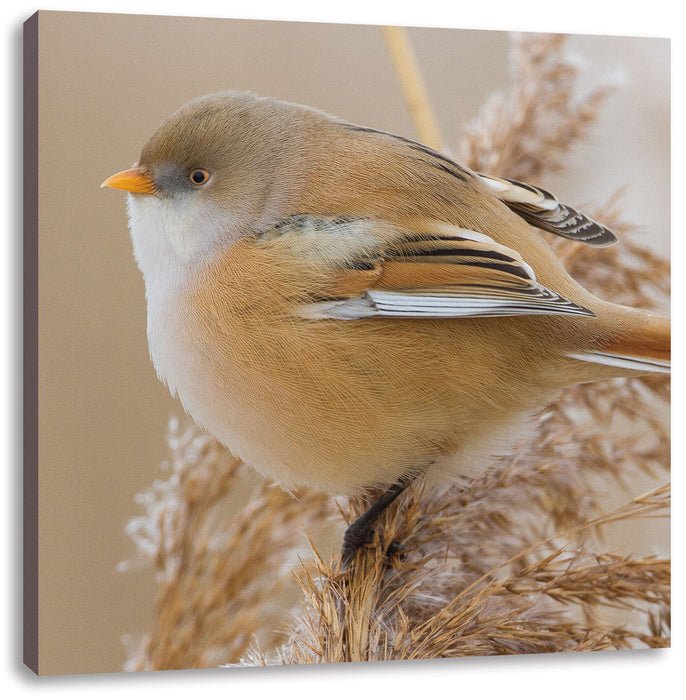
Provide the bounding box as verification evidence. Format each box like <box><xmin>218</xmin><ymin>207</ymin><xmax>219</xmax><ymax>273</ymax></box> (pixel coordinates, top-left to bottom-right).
<box><xmin>478</xmin><ymin>173</ymin><xmax>617</xmax><ymax>247</ymax></box>
<box><xmin>298</xmin><ymin>220</ymin><xmax>594</xmax><ymax>320</ymax></box>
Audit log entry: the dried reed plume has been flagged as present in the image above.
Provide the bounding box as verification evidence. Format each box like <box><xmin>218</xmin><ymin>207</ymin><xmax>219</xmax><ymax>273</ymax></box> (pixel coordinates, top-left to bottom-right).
<box><xmin>458</xmin><ymin>33</ymin><xmax>613</xmax><ymax>181</ymax></box>
<box><xmin>122</xmin><ymin>420</ymin><xmax>330</xmax><ymax>670</ymax></box>
<box><xmin>122</xmin><ymin>31</ymin><xmax>670</xmax><ymax>670</ymax></box>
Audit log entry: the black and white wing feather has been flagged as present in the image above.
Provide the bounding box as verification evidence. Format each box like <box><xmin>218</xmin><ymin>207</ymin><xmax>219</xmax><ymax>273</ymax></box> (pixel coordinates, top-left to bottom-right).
<box><xmin>479</xmin><ymin>173</ymin><xmax>617</xmax><ymax>248</ymax></box>
<box><xmin>283</xmin><ymin>217</ymin><xmax>595</xmax><ymax>321</ymax></box>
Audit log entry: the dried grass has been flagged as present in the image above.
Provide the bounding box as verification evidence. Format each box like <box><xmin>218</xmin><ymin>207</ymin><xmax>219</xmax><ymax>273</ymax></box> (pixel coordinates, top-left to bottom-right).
<box><xmin>121</xmin><ymin>31</ymin><xmax>670</xmax><ymax>670</ymax></box>
<box><xmin>122</xmin><ymin>420</ymin><xmax>330</xmax><ymax>670</ymax></box>
<box><xmin>458</xmin><ymin>33</ymin><xmax>613</xmax><ymax>181</ymax></box>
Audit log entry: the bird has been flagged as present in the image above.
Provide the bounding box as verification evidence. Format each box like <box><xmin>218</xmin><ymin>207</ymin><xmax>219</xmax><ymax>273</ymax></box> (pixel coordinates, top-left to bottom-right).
<box><xmin>102</xmin><ymin>90</ymin><xmax>670</xmax><ymax>564</ymax></box>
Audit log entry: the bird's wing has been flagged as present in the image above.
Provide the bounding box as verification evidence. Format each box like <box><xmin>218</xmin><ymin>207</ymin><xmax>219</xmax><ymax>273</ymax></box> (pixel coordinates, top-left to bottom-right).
<box><xmin>268</xmin><ymin>216</ymin><xmax>595</xmax><ymax>321</ymax></box>
<box><xmin>337</xmin><ymin>124</ymin><xmax>616</xmax><ymax>247</ymax></box>
<box><xmin>478</xmin><ymin>173</ymin><xmax>617</xmax><ymax>248</ymax></box>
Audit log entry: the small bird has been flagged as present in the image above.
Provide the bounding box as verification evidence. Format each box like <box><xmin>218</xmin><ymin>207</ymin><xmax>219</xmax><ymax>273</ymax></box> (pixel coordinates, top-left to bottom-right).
<box><xmin>103</xmin><ymin>90</ymin><xmax>670</xmax><ymax>563</ymax></box>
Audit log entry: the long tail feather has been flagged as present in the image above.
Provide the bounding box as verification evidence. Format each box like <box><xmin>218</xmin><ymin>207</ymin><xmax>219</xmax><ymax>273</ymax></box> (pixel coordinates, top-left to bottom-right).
<box><xmin>569</xmin><ymin>310</ymin><xmax>670</xmax><ymax>377</ymax></box>
<box><xmin>567</xmin><ymin>351</ymin><xmax>670</xmax><ymax>375</ymax></box>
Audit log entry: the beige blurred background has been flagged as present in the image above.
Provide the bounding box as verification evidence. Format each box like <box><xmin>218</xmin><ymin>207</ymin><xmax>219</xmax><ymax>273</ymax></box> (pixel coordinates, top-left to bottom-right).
<box><xmin>34</xmin><ymin>11</ymin><xmax>669</xmax><ymax>675</ymax></box>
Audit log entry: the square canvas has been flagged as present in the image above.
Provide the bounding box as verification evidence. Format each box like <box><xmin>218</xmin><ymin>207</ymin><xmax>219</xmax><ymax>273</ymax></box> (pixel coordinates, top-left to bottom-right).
<box><xmin>23</xmin><ymin>10</ymin><xmax>670</xmax><ymax>676</ymax></box>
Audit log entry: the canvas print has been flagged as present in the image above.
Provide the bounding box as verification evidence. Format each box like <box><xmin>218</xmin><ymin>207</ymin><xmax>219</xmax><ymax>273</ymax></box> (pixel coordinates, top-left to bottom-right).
<box><xmin>23</xmin><ymin>11</ymin><xmax>670</xmax><ymax>675</ymax></box>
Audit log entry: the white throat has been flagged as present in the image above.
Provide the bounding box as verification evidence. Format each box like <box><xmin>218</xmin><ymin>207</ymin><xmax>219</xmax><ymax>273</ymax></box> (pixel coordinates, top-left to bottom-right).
<box><xmin>126</xmin><ymin>192</ymin><xmax>242</xmax><ymax>347</ymax></box>
<box><xmin>126</xmin><ymin>192</ymin><xmax>238</xmax><ymax>397</ymax></box>
<box><xmin>127</xmin><ymin>193</ymin><xmax>235</xmax><ymax>268</ymax></box>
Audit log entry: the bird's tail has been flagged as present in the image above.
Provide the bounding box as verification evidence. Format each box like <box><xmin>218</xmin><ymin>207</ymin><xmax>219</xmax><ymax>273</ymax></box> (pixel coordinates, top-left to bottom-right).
<box><xmin>568</xmin><ymin>307</ymin><xmax>670</xmax><ymax>377</ymax></box>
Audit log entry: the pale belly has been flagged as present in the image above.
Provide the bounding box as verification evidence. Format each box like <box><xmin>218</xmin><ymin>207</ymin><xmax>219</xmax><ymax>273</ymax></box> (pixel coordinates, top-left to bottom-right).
<box><xmin>147</xmin><ymin>304</ymin><xmax>541</xmax><ymax>494</ymax></box>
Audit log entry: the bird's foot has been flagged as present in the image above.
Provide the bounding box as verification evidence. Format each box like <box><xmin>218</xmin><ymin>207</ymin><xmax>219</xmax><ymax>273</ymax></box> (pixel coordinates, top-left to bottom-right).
<box><xmin>341</xmin><ymin>522</ymin><xmax>374</xmax><ymax>566</ymax></box>
<box><xmin>341</xmin><ymin>527</ymin><xmax>406</xmax><ymax>567</ymax></box>
<box><xmin>385</xmin><ymin>539</ymin><xmax>406</xmax><ymax>559</ymax></box>
<box><xmin>340</xmin><ymin>475</ymin><xmax>415</xmax><ymax>568</ymax></box>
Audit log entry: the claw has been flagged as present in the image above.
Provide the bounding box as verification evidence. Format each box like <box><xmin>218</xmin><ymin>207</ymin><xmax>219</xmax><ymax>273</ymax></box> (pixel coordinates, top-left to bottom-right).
<box><xmin>385</xmin><ymin>539</ymin><xmax>406</xmax><ymax>559</ymax></box>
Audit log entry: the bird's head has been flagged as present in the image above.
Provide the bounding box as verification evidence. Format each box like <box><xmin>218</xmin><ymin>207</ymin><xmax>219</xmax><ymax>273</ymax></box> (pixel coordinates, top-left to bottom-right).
<box><xmin>102</xmin><ymin>90</ymin><xmax>309</xmax><ymax>271</ymax></box>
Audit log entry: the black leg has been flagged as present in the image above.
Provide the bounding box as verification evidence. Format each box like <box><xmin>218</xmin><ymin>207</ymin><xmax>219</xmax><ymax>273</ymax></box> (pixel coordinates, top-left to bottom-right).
<box><xmin>341</xmin><ymin>475</ymin><xmax>413</xmax><ymax>565</ymax></box>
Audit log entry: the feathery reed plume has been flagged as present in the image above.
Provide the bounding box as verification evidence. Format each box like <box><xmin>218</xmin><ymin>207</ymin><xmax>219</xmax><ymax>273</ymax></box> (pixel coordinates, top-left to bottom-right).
<box><xmin>248</xmin><ymin>485</ymin><xmax>669</xmax><ymax>664</ymax></box>
<box><xmin>122</xmin><ymin>30</ymin><xmax>669</xmax><ymax>669</ymax></box>
<box><xmin>458</xmin><ymin>33</ymin><xmax>613</xmax><ymax>181</ymax></box>
<box><xmin>121</xmin><ymin>418</ymin><xmax>330</xmax><ymax>670</ymax></box>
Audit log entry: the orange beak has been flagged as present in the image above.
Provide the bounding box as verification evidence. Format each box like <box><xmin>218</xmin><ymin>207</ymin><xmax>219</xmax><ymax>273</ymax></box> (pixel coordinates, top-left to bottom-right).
<box><xmin>101</xmin><ymin>166</ymin><xmax>156</xmax><ymax>194</ymax></box>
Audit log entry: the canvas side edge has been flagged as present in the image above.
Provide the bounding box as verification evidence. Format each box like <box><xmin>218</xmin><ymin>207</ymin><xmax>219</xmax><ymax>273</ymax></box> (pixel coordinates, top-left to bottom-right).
<box><xmin>23</xmin><ymin>10</ymin><xmax>39</xmax><ymax>677</ymax></box>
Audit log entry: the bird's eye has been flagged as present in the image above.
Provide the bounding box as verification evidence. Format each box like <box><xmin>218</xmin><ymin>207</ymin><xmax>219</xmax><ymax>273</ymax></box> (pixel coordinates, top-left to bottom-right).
<box><xmin>189</xmin><ymin>168</ymin><xmax>211</xmax><ymax>186</ymax></box>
